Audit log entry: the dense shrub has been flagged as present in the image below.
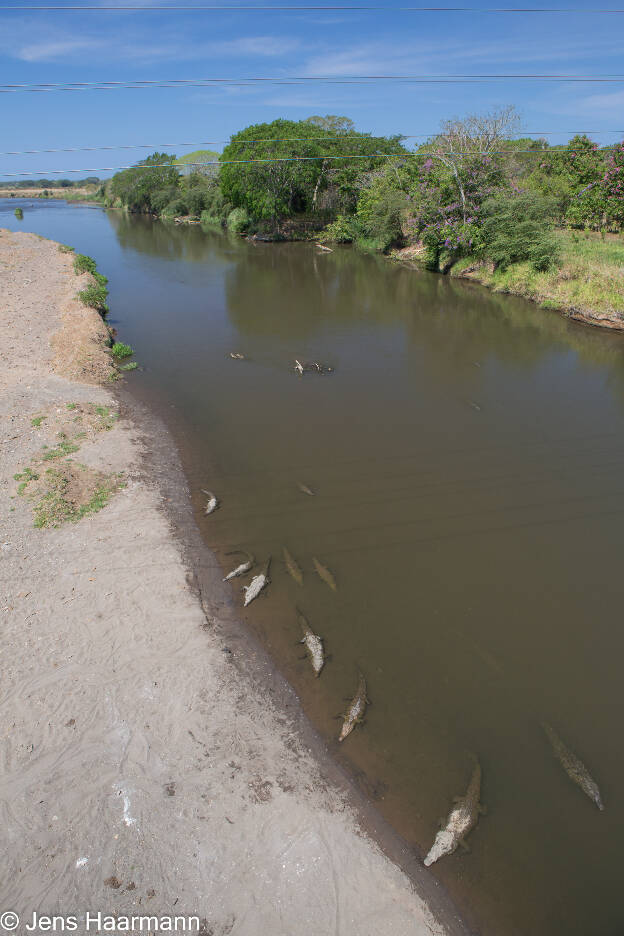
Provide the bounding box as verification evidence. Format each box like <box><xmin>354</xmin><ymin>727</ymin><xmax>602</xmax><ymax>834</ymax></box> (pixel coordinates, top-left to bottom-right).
<box><xmin>199</xmin><ymin>180</ymin><xmax>230</xmax><ymax>222</ymax></box>
<box><xmin>480</xmin><ymin>193</ymin><xmax>559</xmax><ymax>271</ymax></box>
<box><xmin>356</xmin><ymin>182</ymin><xmax>407</xmax><ymax>251</ymax></box>
<box><xmin>227</xmin><ymin>207</ymin><xmax>250</xmax><ymax>234</ymax></box>
<box><xmin>78</xmin><ymin>283</ymin><xmax>109</xmax><ymax>313</ymax></box>
<box><xmin>161</xmin><ymin>197</ymin><xmax>189</xmax><ymax>218</ymax></box>
<box><xmin>200</xmin><ymin>211</ymin><xmax>224</xmax><ymax>228</ymax></box>
<box><xmin>150</xmin><ymin>184</ymin><xmax>181</xmax><ymax>215</ymax></box>
<box><xmin>318</xmin><ymin>214</ymin><xmax>359</xmax><ymax>243</ymax></box>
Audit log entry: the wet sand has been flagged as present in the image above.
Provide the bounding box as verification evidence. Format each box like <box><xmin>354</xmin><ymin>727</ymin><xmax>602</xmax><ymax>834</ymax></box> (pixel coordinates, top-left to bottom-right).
<box><xmin>0</xmin><ymin>230</ymin><xmax>467</xmax><ymax>936</ymax></box>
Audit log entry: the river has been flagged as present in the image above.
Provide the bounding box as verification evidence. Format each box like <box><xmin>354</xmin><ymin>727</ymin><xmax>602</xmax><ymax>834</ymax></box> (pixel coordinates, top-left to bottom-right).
<box><xmin>4</xmin><ymin>198</ymin><xmax>624</xmax><ymax>936</ymax></box>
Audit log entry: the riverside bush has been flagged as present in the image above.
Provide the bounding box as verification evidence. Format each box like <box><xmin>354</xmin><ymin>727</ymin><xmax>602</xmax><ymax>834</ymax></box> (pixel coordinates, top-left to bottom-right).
<box><xmin>111</xmin><ymin>342</ymin><xmax>133</xmax><ymax>359</ymax></box>
<box><xmin>200</xmin><ymin>211</ymin><xmax>224</xmax><ymax>227</ymax></box>
<box><xmin>227</xmin><ymin>207</ymin><xmax>250</xmax><ymax>234</ymax></box>
<box><xmin>73</xmin><ymin>254</ymin><xmax>97</xmax><ymax>275</ymax></box>
<box><xmin>480</xmin><ymin>193</ymin><xmax>559</xmax><ymax>272</ymax></box>
<box><xmin>78</xmin><ymin>283</ymin><xmax>109</xmax><ymax>313</ymax></box>
<box><xmin>318</xmin><ymin>215</ymin><xmax>358</xmax><ymax>243</ymax></box>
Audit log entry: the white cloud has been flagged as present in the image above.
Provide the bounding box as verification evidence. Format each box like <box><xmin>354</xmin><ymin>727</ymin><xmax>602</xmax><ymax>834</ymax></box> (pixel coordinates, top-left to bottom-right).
<box><xmin>0</xmin><ymin>14</ymin><xmax>301</xmax><ymax>65</ymax></box>
<box><xmin>572</xmin><ymin>89</ymin><xmax>624</xmax><ymax>117</ymax></box>
<box><xmin>299</xmin><ymin>35</ymin><xmax>624</xmax><ymax>79</ymax></box>
<box><xmin>17</xmin><ymin>38</ymin><xmax>104</xmax><ymax>62</ymax></box>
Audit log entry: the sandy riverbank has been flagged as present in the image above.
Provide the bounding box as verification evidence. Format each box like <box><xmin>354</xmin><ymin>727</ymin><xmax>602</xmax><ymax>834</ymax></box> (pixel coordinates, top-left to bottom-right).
<box><xmin>0</xmin><ymin>230</ymin><xmax>468</xmax><ymax>936</ymax></box>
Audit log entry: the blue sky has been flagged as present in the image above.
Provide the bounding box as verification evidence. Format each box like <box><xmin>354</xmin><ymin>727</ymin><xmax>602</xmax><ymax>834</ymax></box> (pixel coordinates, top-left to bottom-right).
<box><xmin>1</xmin><ymin>0</ymin><xmax>623</xmax><ymax>180</ymax></box>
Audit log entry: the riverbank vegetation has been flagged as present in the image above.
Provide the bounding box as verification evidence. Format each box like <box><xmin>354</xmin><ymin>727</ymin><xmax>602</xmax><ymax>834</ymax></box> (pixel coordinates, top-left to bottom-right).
<box><xmin>99</xmin><ymin>107</ymin><xmax>624</xmax><ymax>322</ymax></box>
<box><xmin>447</xmin><ymin>229</ymin><xmax>624</xmax><ymax>323</ymax></box>
<box><xmin>0</xmin><ymin>177</ymin><xmax>103</xmax><ymax>202</ymax></box>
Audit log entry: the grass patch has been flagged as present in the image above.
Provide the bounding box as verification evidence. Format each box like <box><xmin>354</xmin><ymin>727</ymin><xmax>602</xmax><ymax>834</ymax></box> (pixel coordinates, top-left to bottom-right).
<box><xmin>58</xmin><ymin>244</ymin><xmax>75</xmax><ymax>253</ymax></box>
<box><xmin>32</xmin><ymin>465</ymin><xmax>122</xmax><ymax>529</ymax></box>
<box><xmin>78</xmin><ymin>282</ymin><xmax>109</xmax><ymax>314</ymax></box>
<box><xmin>450</xmin><ymin>230</ymin><xmax>624</xmax><ymax>320</ymax></box>
<box><xmin>92</xmin><ymin>270</ymin><xmax>108</xmax><ymax>287</ymax></box>
<box><xmin>93</xmin><ymin>404</ymin><xmax>118</xmax><ymax>430</ymax></box>
<box><xmin>15</xmin><ymin>409</ymin><xmax>124</xmax><ymax>527</ymax></box>
<box><xmin>31</xmin><ymin>415</ymin><xmax>46</xmax><ymax>428</ymax></box>
<box><xmin>119</xmin><ymin>361</ymin><xmax>138</xmax><ymax>371</ymax></box>
<box><xmin>111</xmin><ymin>342</ymin><xmax>133</xmax><ymax>359</ymax></box>
<box><xmin>14</xmin><ymin>467</ymin><xmax>40</xmax><ymax>496</ymax></box>
<box><xmin>73</xmin><ymin>253</ymin><xmax>97</xmax><ymax>275</ymax></box>
<box><xmin>41</xmin><ymin>435</ymin><xmax>80</xmax><ymax>460</ymax></box>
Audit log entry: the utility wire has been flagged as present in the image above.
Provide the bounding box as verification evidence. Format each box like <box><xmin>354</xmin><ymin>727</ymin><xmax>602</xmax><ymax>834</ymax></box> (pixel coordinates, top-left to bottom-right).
<box><xmin>5</xmin><ymin>5</ymin><xmax>624</xmax><ymax>13</ymax></box>
<box><xmin>4</xmin><ymin>75</ymin><xmax>624</xmax><ymax>94</ymax></box>
<box><xmin>2</xmin><ymin>148</ymin><xmax>619</xmax><ymax>176</ymax></box>
<box><xmin>1</xmin><ymin>132</ymin><xmax>623</xmax><ymax>158</ymax></box>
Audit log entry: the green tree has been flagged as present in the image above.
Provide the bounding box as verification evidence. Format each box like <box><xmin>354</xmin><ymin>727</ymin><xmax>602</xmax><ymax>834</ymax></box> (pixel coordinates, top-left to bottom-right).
<box><xmin>526</xmin><ymin>135</ymin><xmax>605</xmax><ymax>224</ymax></box>
<box><xmin>110</xmin><ymin>152</ymin><xmax>180</xmax><ymax>212</ymax></box>
<box><xmin>219</xmin><ymin>118</ymin><xmax>406</xmax><ymax>224</ymax></box>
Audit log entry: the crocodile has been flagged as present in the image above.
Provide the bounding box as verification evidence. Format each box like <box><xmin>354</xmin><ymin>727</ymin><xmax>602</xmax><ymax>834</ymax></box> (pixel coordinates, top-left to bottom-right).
<box><xmin>312</xmin><ymin>556</ymin><xmax>337</xmax><ymax>592</ymax></box>
<box><xmin>542</xmin><ymin>722</ymin><xmax>604</xmax><ymax>811</ymax></box>
<box><xmin>223</xmin><ymin>551</ymin><xmax>254</xmax><ymax>582</ymax></box>
<box><xmin>243</xmin><ymin>557</ymin><xmax>271</xmax><ymax>607</ymax></box>
<box><xmin>283</xmin><ymin>546</ymin><xmax>304</xmax><ymax>586</ymax></box>
<box><xmin>424</xmin><ymin>758</ymin><xmax>485</xmax><ymax>867</ymax></box>
<box><xmin>297</xmin><ymin>609</ymin><xmax>324</xmax><ymax>677</ymax></box>
<box><xmin>201</xmin><ymin>489</ymin><xmax>219</xmax><ymax>515</ymax></box>
<box><xmin>338</xmin><ymin>673</ymin><xmax>369</xmax><ymax>742</ymax></box>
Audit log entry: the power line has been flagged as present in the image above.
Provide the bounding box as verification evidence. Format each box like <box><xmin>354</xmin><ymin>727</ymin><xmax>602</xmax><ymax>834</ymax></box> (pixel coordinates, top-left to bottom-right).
<box><xmin>4</xmin><ymin>75</ymin><xmax>624</xmax><ymax>95</ymax></box>
<box><xmin>5</xmin><ymin>5</ymin><xmax>624</xmax><ymax>12</ymax></box>
<box><xmin>2</xmin><ymin>148</ymin><xmax>618</xmax><ymax>177</ymax></box>
<box><xmin>1</xmin><ymin>131</ymin><xmax>622</xmax><ymax>158</ymax></box>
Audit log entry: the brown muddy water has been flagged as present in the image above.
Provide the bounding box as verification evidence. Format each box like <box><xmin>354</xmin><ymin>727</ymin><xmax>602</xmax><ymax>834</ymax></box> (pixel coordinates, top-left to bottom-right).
<box><xmin>4</xmin><ymin>198</ymin><xmax>624</xmax><ymax>936</ymax></box>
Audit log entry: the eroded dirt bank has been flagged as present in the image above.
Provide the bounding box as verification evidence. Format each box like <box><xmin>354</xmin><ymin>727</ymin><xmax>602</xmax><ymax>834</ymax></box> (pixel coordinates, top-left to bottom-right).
<box><xmin>0</xmin><ymin>230</ymin><xmax>467</xmax><ymax>936</ymax></box>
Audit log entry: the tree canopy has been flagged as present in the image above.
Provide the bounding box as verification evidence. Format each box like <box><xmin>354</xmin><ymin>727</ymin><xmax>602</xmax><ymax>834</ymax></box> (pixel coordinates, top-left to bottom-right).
<box><xmin>218</xmin><ymin>117</ymin><xmax>407</xmax><ymax>222</ymax></box>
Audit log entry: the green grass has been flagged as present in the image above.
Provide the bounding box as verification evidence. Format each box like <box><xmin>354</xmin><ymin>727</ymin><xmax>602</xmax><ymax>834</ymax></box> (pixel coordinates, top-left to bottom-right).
<box><xmin>73</xmin><ymin>253</ymin><xmax>97</xmax><ymax>275</ymax></box>
<box><xmin>41</xmin><ymin>435</ymin><xmax>80</xmax><ymax>460</ymax></box>
<box><xmin>15</xmin><ymin>403</ymin><xmax>125</xmax><ymax>527</ymax></box>
<box><xmin>78</xmin><ymin>282</ymin><xmax>109</xmax><ymax>313</ymax></box>
<box><xmin>119</xmin><ymin>361</ymin><xmax>138</xmax><ymax>371</ymax></box>
<box><xmin>93</xmin><ymin>404</ymin><xmax>118</xmax><ymax>429</ymax></box>
<box><xmin>14</xmin><ymin>467</ymin><xmax>40</xmax><ymax>495</ymax></box>
<box><xmin>92</xmin><ymin>270</ymin><xmax>108</xmax><ymax>287</ymax></box>
<box><xmin>31</xmin><ymin>415</ymin><xmax>46</xmax><ymax>428</ymax></box>
<box><xmin>450</xmin><ymin>230</ymin><xmax>624</xmax><ymax>320</ymax></box>
<box><xmin>58</xmin><ymin>244</ymin><xmax>75</xmax><ymax>254</ymax></box>
<box><xmin>32</xmin><ymin>468</ymin><xmax>121</xmax><ymax>528</ymax></box>
<box><xmin>111</xmin><ymin>342</ymin><xmax>133</xmax><ymax>359</ymax></box>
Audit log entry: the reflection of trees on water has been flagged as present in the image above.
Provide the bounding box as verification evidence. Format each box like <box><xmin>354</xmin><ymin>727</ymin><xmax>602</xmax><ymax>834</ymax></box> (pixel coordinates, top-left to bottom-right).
<box><xmin>105</xmin><ymin>210</ymin><xmax>242</xmax><ymax>267</ymax></box>
<box><xmin>106</xmin><ymin>211</ymin><xmax>624</xmax><ymax>403</ymax></box>
<box><xmin>224</xmin><ymin>239</ymin><xmax>624</xmax><ymax>400</ymax></box>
